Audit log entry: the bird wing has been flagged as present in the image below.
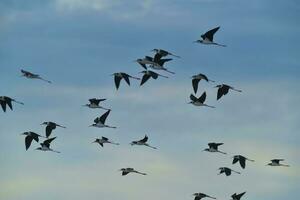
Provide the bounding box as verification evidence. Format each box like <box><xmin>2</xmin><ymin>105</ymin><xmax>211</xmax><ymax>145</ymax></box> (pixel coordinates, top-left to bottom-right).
<box><xmin>194</xmin><ymin>196</ymin><xmax>200</xmax><ymax>200</ymax></box>
<box><xmin>232</xmin><ymin>157</ymin><xmax>239</xmax><ymax>164</ymax></box>
<box><xmin>190</xmin><ymin>94</ymin><xmax>198</xmax><ymax>102</ymax></box>
<box><xmin>99</xmin><ymin>110</ymin><xmax>111</xmax><ymax>124</ymax></box>
<box><xmin>236</xmin><ymin>192</ymin><xmax>246</xmax><ymax>200</ymax></box>
<box><xmin>149</xmin><ymin>71</ymin><xmax>158</xmax><ymax>79</ymax></box>
<box><xmin>114</xmin><ymin>76</ymin><xmax>122</xmax><ymax>90</ymax></box>
<box><xmin>31</xmin><ymin>132</ymin><xmax>40</xmax><ymax>142</ymax></box>
<box><xmin>89</xmin><ymin>98</ymin><xmax>106</xmax><ymax>105</ymax></box>
<box><xmin>225</xmin><ymin>168</ymin><xmax>231</xmax><ymax>176</ymax></box>
<box><xmin>121</xmin><ymin>73</ymin><xmax>130</xmax><ymax>86</ymax></box>
<box><xmin>192</xmin><ymin>79</ymin><xmax>200</xmax><ymax>94</ymax></box>
<box><xmin>231</xmin><ymin>193</ymin><xmax>237</xmax><ymax>199</ymax></box>
<box><xmin>217</xmin><ymin>86</ymin><xmax>229</xmax><ymax>100</ymax></box>
<box><xmin>198</xmin><ymin>92</ymin><xmax>206</xmax><ymax>103</ymax></box>
<box><xmin>157</xmin><ymin>58</ymin><xmax>172</xmax><ymax>66</ymax></box>
<box><xmin>0</xmin><ymin>100</ymin><xmax>7</xmax><ymax>112</ymax></box>
<box><xmin>139</xmin><ymin>135</ymin><xmax>148</xmax><ymax>143</ymax></box>
<box><xmin>4</xmin><ymin>97</ymin><xmax>13</xmax><ymax>110</ymax></box>
<box><xmin>201</xmin><ymin>26</ymin><xmax>220</xmax><ymax>41</ymax></box>
<box><xmin>200</xmin><ymin>74</ymin><xmax>209</xmax><ymax>82</ymax></box>
<box><xmin>21</xmin><ymin>69</ymin><xmax>35</xmax><ymax>76</ymax></box>
<box><xmin>140</xmin><ymin>74</ymin><xmax>151</xmax><ymax>86</ymax></box>
<box><xmin>46</xmin><ymin>124</ymin><xmax>55</xmax><ymax>138</ymax></box>
<box><xmin>43</xmin><ymin>137</ymin><xmax>56</xmax><ymax>148</ymax></box>
<box><xmin>239</xmin><ymin>157</ymin><xmax>246</xmax><ymax>169</ymax></box>
<box><xmin>102</xmin><ymin>136</ymin><xmax>109</xmax><ymax>141</ymax></box>
<box><xmin>271</xmin><ymin>159</ymin><xmax>283</xmax><ymax>164</ymax></box>
<box><xmin>153</xmin><ymin>53</ymin><xmax>163</xmax><ymax>63</ymax></box>
<box><xmin>25</xmin><ymin>136</ymin><xmax>34</xmax><ymax>150</ymax></box>
<box><xmin>122</xmin><ymin>171</ymin><xmax>129</xmax><ymax>176</ymax></box>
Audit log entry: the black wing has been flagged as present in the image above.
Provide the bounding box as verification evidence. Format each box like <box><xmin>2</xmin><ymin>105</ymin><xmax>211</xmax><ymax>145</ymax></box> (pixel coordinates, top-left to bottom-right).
<box><xmin>43</xmin><ymin>137</ymin><xmax>56</xmax><ymax>148</ymax></box>
<box><xmin>4</xmin><ymin>97</ymin><xmax>13</xmax><ymax>110</ymax></box>
<box><xmin>149</xmin><ymin>71</ymin><xmax>158</xmax><ymax>79</ymax></box>
<box><xmin>236</xmin><ymin>192</ymin><xmax>246</xmax><ymax>200</ymax></box>
<box><xmin>233</xmin><ymin>157</ymin><xmax>239</xmax><ymax>165</ymax></box>
<box><xmin>45</xmin><ymin>124</ymin><xmax>56</xmax><ymax>138</ymax></box>
<box><xmin>225</xmin><ymin>168</ymin><xmax>231</xmax><ymax>176</ymax></box>
<box><xmin>102</xmin><ymin>136</ymin><xmax>109</xmax><ymax>141</ymax></box>
<box><xmin>89</xmin><ymin>98</ymin><xmax>106</xmax><ymax>105</ymax></box>
<box><xmin>217</xmin><ymin>86</ymin><xmax>229</xmax><ymax>100</ymax></box>
<box><xmin>31</xmin><ymin>132</ymin><xmax>40</xmax><ymax>142</ymax></box>
<box><xmin>192</xmin><ymin>78</ymin><xmax>200</xmax><ymax>94</ymax></box>
<box><xmin>99</xmin><ymin>110</ymin><xmax>111</xmax><ymax>124</ymax></box>
<box><xmin>157</xmin><ymin>58</ymin><xmax>172</xmax><ymax>66</ymax></box>
<box><xmin>140</xmin><ymin>74</ymin><xmax>151</xmax><ymax>86</ymax></box>
<box><xmin>0</xmin><ymin>101</ymin><xmax>7</xmax><ymax>112</ymax></box>
<box><xmin>239</xmin><ymin>157</ymin><xmax>246</xmax><ymax>169</ymax></box>
<box><xmin>153</xmin><ymin>53</ymin><xmax>163</xmax><ymax>63</ymax></box>
<box><xmin>139</xmin><ymin>135</ymin><xmax>148</xmax><ymax>143</ymax></box>
<box><xmin>114</xmin><ymin>76</ymin><xmax>122</xmax><ymax>90</ymax></box>
<box><xmin>198</xmin><ymin>92</ymin><xmax>206</xmax><ymax>103</ymax></box>
<box><xmin>21</xmin><ymin>69</ymin><xmax>35</xmax><ymax>76</ymax></box>
<box><xmin>25</xmin><ymin>136</ymin><xmax>34</xmax><ymax>150</ymax></box>
<box><xmin>190</xmin><ymin>94</ymin><xmax>198</xmax><ymax>102</ymax></box>
<box><xmin>121</xmin><ymin>73</ymin><xmax>130</xmax><ymax>86</ymax></box>
<box><xmin>201</xmin><ymin>26</ymin><xmax>220</xmax><ymax>41</ymax></box>
<box><xmin>122</xmin><ymin>171</ymin><xmax>129</xmax><ymax>176</ymax></box>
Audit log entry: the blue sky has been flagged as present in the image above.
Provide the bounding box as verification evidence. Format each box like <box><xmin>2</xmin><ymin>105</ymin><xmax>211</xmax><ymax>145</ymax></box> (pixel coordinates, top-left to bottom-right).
<box><xmin>0</xmin><ymin>0</ymin><xmax>299</xmax><ymax>200</ymax></box>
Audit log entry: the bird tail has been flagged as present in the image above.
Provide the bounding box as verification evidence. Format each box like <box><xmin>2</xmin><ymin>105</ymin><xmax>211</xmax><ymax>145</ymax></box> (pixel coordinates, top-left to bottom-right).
<box><xmin>111</xmin><ymin>142</ymin><xmax>120</xmax><ymax>145</ymax></box>
<box><xmin>207</xmin><ymin>196</ymin><xmax>217</xmax><ymax>199</ymax></box>
<box><xmin>51</xmin><ymin>149</ymin><xmax>61</xmax><ymax>153</ymax></box>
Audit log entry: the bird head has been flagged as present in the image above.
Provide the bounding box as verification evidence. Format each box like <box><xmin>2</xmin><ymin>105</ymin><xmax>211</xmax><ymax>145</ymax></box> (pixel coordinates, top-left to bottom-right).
<box><xmin>130</xmin><ymin>141</ymin><xmax>137</xmax><ymax>145</ymax></box>
<box><xmin>89</xmin><ymin>124</ymin><xmax>96</xmax><ymax>127</ymax></box>
<box><xmin>151</xmin><ymin>49</ymin><xmax>158</xmax><ymax>52</ymax></box>
<box><xmin>193</xmin><ymin>40</ymin><xmax>201</xmax><ymax>43</ymax></box>
<box><xmin>40</xmin><ymin>122</ymin><xmax>48</xmax><ymax>126</ymax></box>
<box><xmin>35</xmin><ymin>147</ymin><xmax>43</xmax><ymax>151</ymax></box>
<box><xmin>21</xmin><ymin>132</ymin><xmax>28</xmax><ymax>136</ymax></box>
<box><xmin>202</xmin><ymin>148</ymin><xmax>209</xmax><ymax>152</ymax></box>
<box><xmin>82</xmin><ymin>104</ymin><xmax>89</xmax><ymax>107</ymax></box>
<box><xmin>215</xmin><ymin>85</ymin><xmax>222</xmax><ymax>88</ymax></box>
<box><xmin>119</xmin><ymin>168</ymin><xmax>125</xmax><ymax>171</ymax></box>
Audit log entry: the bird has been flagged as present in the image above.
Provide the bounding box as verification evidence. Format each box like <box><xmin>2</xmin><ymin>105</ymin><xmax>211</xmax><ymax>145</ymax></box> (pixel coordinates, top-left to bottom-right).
<box><xmin>92</xmin><ymin>137</ymin><xmax>119</xmax><ymax>147</ymax></box>
<box><xmin>119</xmin><ymin>168</ymin><xmax>147</xmax><ymax>176</ymax></box>
<box><xmin>0</xmin><ymin>96</ymin><xmax>24</xmax><ymax>112</ymax></box>
<box><xmin>203</xmin><ymin>143</ymin><xmax>226</xmax><ymax>154</ymax></box>
<box><xmin>194</xmin><ymin>26</ymin><xmax>226</xmax><ymax>47</ymax></box>
<box><xmin>90</xmin><ymin>110</ymin><xmax>116</xmax><ymax>128</ymax></box>
<box><xmin>218</xmin><ymin>167</ymin><xmax>240</xmax><ymax>176</ymax></box>
<box><xmin>231</xmin><ymin>192</ymin><xmax>246</xmax><ymax>200</ymax></box>
<box><xmin>130</xmin><ymin>135</ymin><xmax>157</xmax><ymax>149</ymax></box>
<box><xmin>139</xmin><ymin>70</ymin><xmax>168</xmax><ymax>86</ymax></box>
<box><xmin>36</xmin><ymin>137</ymin><xmax>60</xmax><ymax>153</ymax></box>
<box><xmin>151</xmin><ymin>49</ymin><xmax>180</xmax><ymax>58</ymax></box>
<box><xmin>193</xmin><ymin>193</ymin><xmax>216</xmax><ymax>200</ymax></box>
<box><xmin>111</xmin><ymin>72</ymin><xmax>140</xmax><ymax>90</ymax></box>
<box><xmin>215</xmin><ymin>84</ymin><xmax>242</xmax><ymax>100</ymax></box>
<box><xmin>191</xmin><ymin>73</ymin><xmax>215</xmax><ymax>93</ymax></box>
<box><xmin>41</xmin><ymin>121</ymin><xmax>66</xmax><ymax>138</ymax></box>
<box><xmin>135</xmin><ymin>58</ymin><xmax>175</xmax><ymax>74</ymax></box>
<box><xmin>189</xmin><ymin>92</ymin><xmax>215</xmax><ymax>108</ymax></box>
<box><xmin>20</xmin><ymin>69</ymin><xmax>52</xmax><ymax>83</ymax></box>
<box><xmin>267</xmin><ymin>159</ymin><xmax>290</xmax><ymax>167</ymax></box>
<box><xmin>232</xmin><ymin>155</ymin><xmax>254</xmax><ymax>169</ymax></box>
<box><xmin>83</xmin><ymin>98</ymin><xmax>109</xmax><ymax>110</ymax></box>
<box><xmin>21</xmin><ymin>131</ymin><xmax>45</xmax><ymax>150</ymax></box>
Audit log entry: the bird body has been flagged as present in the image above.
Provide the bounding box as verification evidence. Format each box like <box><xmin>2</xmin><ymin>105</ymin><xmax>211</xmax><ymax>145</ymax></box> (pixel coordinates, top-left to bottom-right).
<box><xmin>131</xmin><ymin>135</ymin><xmax>157</xmax><ymax>149</ymax></box>
<box><xmin>203</xmin><ymin>142</ymin><xmax>226</xmax><ymax>154</ymax></box>
<box><xmin>267</xmin><ymin>159</ymin><xmax>289</xmax><ymax>167</ymax></box>
<box><xmin>41</xmin><ymin>121</ymin><xmax>66</xmax><ymax>138</ymax></box>
<box><xmin>21</xmin><ymin>69</ymin><xmax>52</xmax><ymax>83</ymax></box>
<box><xmin>218</xmin><ymin>167</ymin><xmax>240</xmax><ymax>176</ymax></box>
<box><xmin>189</xmin><ymin>92</ymin><xmax>215</xmax><ymax>108</ymax></box>
<box><xmin>119</xmin><ymin>168</ymin><xmax>147</xmax><ymax>176</ymax></box>
<box><xmin>90</xmin><ymin>110</ymin><xmax>116</xmax><ymax>128</ymax></box>
<box><xmin>0</xmin><ymin>96</ymin><xmax>24</xmax><ymax>112</ymax></box>
<box><xmin>84</xmin><ymin>98</ymin><xmax>109</xmax><ymax>110</ymax></box>
<box><xmin>92</xmin><ymin>137</ymin><xmax>119</xmax><ymax>147</ymax></box>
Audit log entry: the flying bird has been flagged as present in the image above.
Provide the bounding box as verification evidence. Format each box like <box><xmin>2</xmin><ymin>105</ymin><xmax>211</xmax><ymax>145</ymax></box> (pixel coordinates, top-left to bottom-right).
<box><xmin>189</xmin><ymin>92</ymin><xmax>215</xmax><ymax>108</ymax></box>
<box><xmin>203</xmin><ymin>143</ymin><xmax>226</xmax><ymax>154</ymax></box>
<box><xmin>0</xmin><ymin>96</ymin><xmax>24</xmax><ymax>112</ymax></box>
<box><xmin>215</xmin><ymin>84</ymin><xmax>242</xmax><ymax>100</ymax></box>
<box><xmin>111</xmin><ymin>72</ymin><xmax>140</xmax><ymax>90</ymax></box>
<box><xmin>232</xmin><ymin>155</ymin><xmax>254</xmax><ymax>169</ymax></box>
<box><xmin>36</xmin><ymin>137</ymin><xmax>60</xmax><ymax>153</ymax></box>
<box><xmin>231</xmin><ymin>192</ymin><xmax>246</xmax><ymax>200</ymax></box>
<box><xmin>218</xmin><ymin>167</ymin><xmax>240</xmax><ymax>176</ymax></box>
<box><xmin>119</xmin><ymin>168</ymin><xmax>147</xmax><ymax>176</ymax></box>
<box><xmin>267</xmin><ymin>159</ymin><xmax>290</xmax><ymax>167</ymax></box>
<box><xmin>194</xmin><ymin>26</ymin><xmax>226</xmax><ymax>47</ymax></box>
<box><xmin>41</xmin><ymin>121</ymin><xmax>66</xmax><ymax>138</ymax></box>
<box><xmin>191</xmin><ymin>73</ymin><xmax>215</xmax><ymax>93</ymax></box>
<box><xmin>90</xmin><ymin>110</ymin><xmax>116</xmax><ymax>128</ymax></box>
<box><xmin>139</xmin><ymin>70</ymin><xmax>168</xmax><ymax>86</ymax></box>
<box><xmin>130</xmin><ymin>135</ymin><xmax>157</xmax><ymax>149</ymax></box>
<box><xmin>92</xmin><ymin>137</ymin><xmax>119</xmax><ymax>147</ymax></box>
<box><xmin>21</xmin><ymin>132</ymin><xmax>44</xmax><ymax>150</ymax></box>
<box><xmin>193</xmin><ymin>193</ymin><xmax>216</xmax><ymax>200</ymax></box>
<box><xmin>20</xmin><ymin>69</ymin><xmax>52</xmax><ymax>83</ymax></box>
<box><xmin>151</xmin><ymin>49</ymin><xmax>180</xmax><ymax>58</ymax></box>
<box><xmin>83</xmin><ymin>98</ymin><xmax>109</xmax><ymax>110</ymax></box>
<box><xmin>135</xmin><ymin>58</ymin><xmax>175</xmax><ymax>74</ymax></box>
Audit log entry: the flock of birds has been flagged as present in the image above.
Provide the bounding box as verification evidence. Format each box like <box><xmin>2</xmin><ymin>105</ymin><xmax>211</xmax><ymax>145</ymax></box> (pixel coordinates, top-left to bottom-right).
<box><xmin>1</xmin><ymin>26</ymin><xmax>291</xmax><ymax>200</ymax></box>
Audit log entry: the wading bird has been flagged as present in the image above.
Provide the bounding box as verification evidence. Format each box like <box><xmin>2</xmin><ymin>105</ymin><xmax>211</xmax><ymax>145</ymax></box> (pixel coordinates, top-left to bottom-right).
<box><xmin>191</xmin><ymin>73</ymin><xmax>215</xmax><ymax>93</ymax></box>
<box><xmin>151</xmin><ymin>49</ymin><xmax>180</xmax><ymax>58</ymax></box>
<box><xmin>194</xmin><ymin>26</ymin><xmax>226</xmax><ymax>47</ymax></box>
<box><xmin>232</xmin><ymin>155</ymin><xmax>254</xmax><ymax>169</ymax></box>
<box><xmin>83</xmin><ymin>98</ymin><xmax>109</xmax><ymax>110</ymax></box>
<box><xmin>130</xmin><ymin>135</ymin><xmax>157</xmax><ymax>149</ymax></box>
<box><xmin>203</xmin><ymin>143</ymin><xmax>226</xmax><ymax>154</ymax></box>
<box><xmin>139</xmin><ymin>70</ymin><xmax>168</xmax><ymax>86</ymax></box>
<box><xmin>231</xmin><ymin>192</ymin><xmax>246</xmax><ymax>200</ymax></box>
<box><xmin>21</xmin><ymin>69</ymin><xmax>52</xmax><ymax>83</ymax></box>
<box><xmin>193</xmin><ymin>193</ymin><xmax>216</xmax><ymax>200</ymax></box>
<box><xmin>0</xmin><ymin>96</ymin><xmax>24</xmax><ymax>112</ymax></box>
<box><xmin>267</xmin><ymin>159</ymin><xmax>290</xmax><ymax>167</ymax></box>
<box><xmin>90</xmin><ymin>110</ymin><xmax>116</xmax><ymax>128</ymax></box>
<box><xmin>92</xmin><ymin>137</ymin><xmax>119</xmax><ymax>147</ymax></box>
<box><xmin>21</xmin><ymin>131</ymin><xmax>45</xmax><ymax>150</ymax></box>
<box><xmin>111</xmin><ymin>72</ymin><xmax>140</xmax><ymax>90</ymax></box>
<box><xmin>218</xmin><ymin>167</ymin><xmax>240</xmax><ymax>176</ymax></box>
<box><xmin>135</xmin><ymin>58</ymin><xmax>175</xmax><ymax>74</ymax></box>
<box><xmin>215</xmin><ymin>84</ymin><xmax>242</xmax><ymax>100</ymax></box>
<box><xmin>189</xmin><ymin>92</ymin><xmax>215</xmax><ymax>108</ymax></box>
<box><xmin>36</xmin><ymin>137</ymin><xmax>60</xmax><ymax>153</ymax></box>
<box><xmin>119</xmin><ymin>168</ymin><xmax>147</xmax><ymax>176</ymax></box>
<box><xmin>41</xmin><ymin>121</ymin><xmax>66</xmax><ymax>138</ymax></box>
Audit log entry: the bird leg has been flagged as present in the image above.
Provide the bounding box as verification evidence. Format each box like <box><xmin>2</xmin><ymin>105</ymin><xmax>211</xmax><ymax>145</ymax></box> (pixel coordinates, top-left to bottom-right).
<box><xmin>12</xmin><ymin>99</ymin><xmax>24</xmax><ymax>105</ymax></box>
<box><xmin>232</xmin><ymin>170</ymin><xmax>241</xmax><ymax>174</ymax></box>
<box><xmin>217</xmin><ymin>150</ymin><xmax>227</xmax><ymax>154</ymax></box>
<box><xmin>204</xmin><ymin>104</ymin><xmax>216</xmax><ymax>108</ymax></box>
<box><xmin>145</xmin><ymin>144</ymin><xmax>157</xmax><ymax>149</ymax></box>
<box><xmin>38</xmin><ymin>77</ymin><xmax>52</xmax><ymax>83</ymax></box>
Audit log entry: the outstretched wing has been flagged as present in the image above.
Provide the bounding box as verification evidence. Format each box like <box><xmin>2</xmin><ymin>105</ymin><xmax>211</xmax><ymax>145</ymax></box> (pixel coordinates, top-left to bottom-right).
<box><xmin>190</xmin><ymin>94</ymin><xmax>198</xmax><ymax>102</ymax></box>
<box><xmin>217</xmin><ymin>86</ymin><xmax>229</xmax><ymax>100</ymax></box>
<box><xmin>25</xmin><ymin>136</ymin><xmax>34</xmax><ymax>150</ymax></box>
<box><xmin>139</xmin><ymin>135</ymin><xmax>148</xmax><ymax>143</ymax></box>
<box><xmin>102</xmin><ymin>136</ymin><xmax>109</xmax><ymax>141</ymax></box>
<box><xmin>4</xmin><ymin>97</ymin><xmax>13</xmax><ymax>110</ymax></box>
<box><xmin>192</xmin><ymin>79</ymin><xmax>200</xmax><ymax>94</ymax></box>
<box><xmin>232</xmin><ymin>157</ymin><xmax>239</xmax><ymax>165</ymax></box>
<box><xmin>99</xmin><ymin>110</ymin><xmax>111</xmax><ymax>124</ymax></box>
<box><xmin>114</xmin><ymin>76</ymin><xmax>122</xmax><ymax>90</ymax></box>
<box><xmin>46</xmin><ymin>124</ymin><xmax>56</xmax><ymax>138</ymax></box>
<box><xmin>121</xmin><ymin>73</ymin><xmax>130</xmax><ymax>86</ymax></box>
<box><xmin>201</xmin><ymin>26</ymin><xmax>220</xmax><ymax>41</ymax></box>
<box><xmin>0</xmin><ymin>100</ymin><xmax>7</xmax><ymax>112</ymax></box>
<box><xmin>198</xmin><ymin>92</ymin><xmax>206</xmax><ymax>103</ymax></box>
<box><xmin>140</xmin><ymin>74</ymin><xmax>151</xmax><ymax>86</ymax></box>
<box><xmin>149</xmin><ymin>71</ymin><xmax>158</xmax><ymax>79</ymax></box>
<box><xmin>43</xmin><ymin>137</ymin><xmax>56</xmax><ymax>148</ymax></box>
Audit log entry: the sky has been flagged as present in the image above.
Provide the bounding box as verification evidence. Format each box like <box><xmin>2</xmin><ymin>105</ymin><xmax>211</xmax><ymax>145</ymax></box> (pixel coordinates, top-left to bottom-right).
<box><xmin>0</xmin><ymin>0</ymin><xmax>300</xmax><ymax>199</ymax></box>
